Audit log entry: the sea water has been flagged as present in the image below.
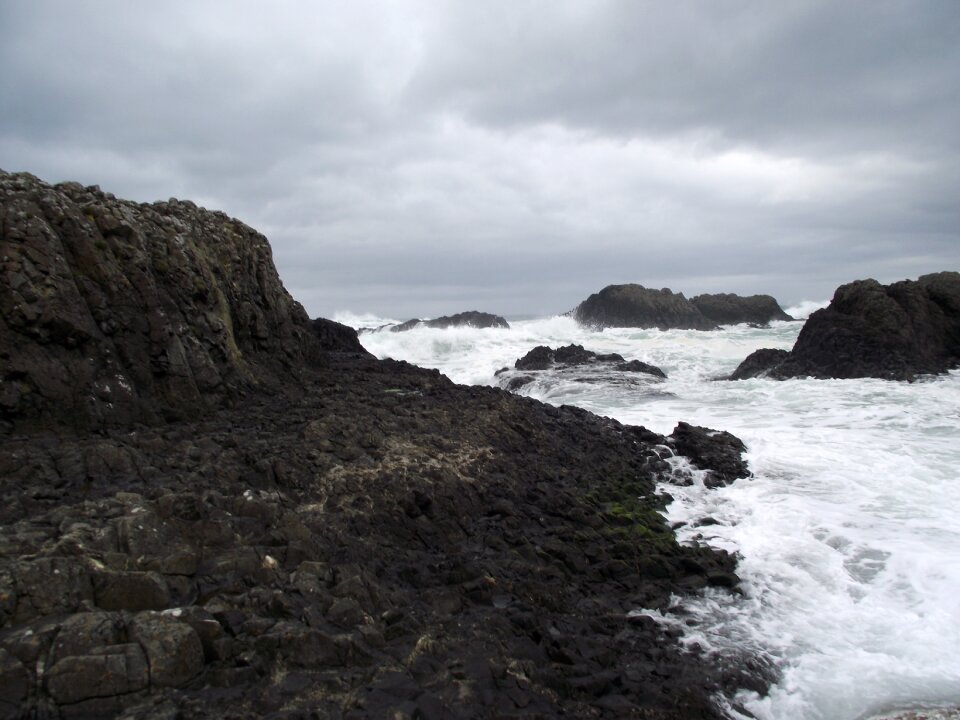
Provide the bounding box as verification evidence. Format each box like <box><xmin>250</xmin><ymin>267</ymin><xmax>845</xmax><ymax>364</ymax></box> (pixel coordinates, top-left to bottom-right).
<box><xmin>337</xmin><ymin>309</ymin><xmax>960</xmax><ymax>720</ymax></box>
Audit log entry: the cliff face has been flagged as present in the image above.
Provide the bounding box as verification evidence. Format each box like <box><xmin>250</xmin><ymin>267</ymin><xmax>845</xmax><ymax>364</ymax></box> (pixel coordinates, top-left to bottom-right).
<box><xmin>0</xmin><ymin>171</ymin><xmax>364</xmax><ymax>432</ymax></box>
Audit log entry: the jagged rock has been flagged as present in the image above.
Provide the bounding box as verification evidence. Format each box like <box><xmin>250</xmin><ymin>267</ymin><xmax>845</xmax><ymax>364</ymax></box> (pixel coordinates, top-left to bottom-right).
<box><xmin>0</xmin><ymin>172</ymin><xmax>763</xmax><ymax>719</ymax></box>
<box><xmin>668</xmin><ymin>422</ymin><xmax>751</xmax><ymax>488</ymax></box>
<box><xmin>0</xmin><ymin>170</ymin><xmax>368</xmax><ymax>433</ymax></box>
<box><xmin>728</xmin><ymin>273</ymin><xmax>960</xmax><ymax>380</ymax></box>
<box><xmin>513</xmin><ymin>344</ymin><xmax>666</xmax><ymax>378</ymax></box>
<box><xmin>573</xmin><ymin>284</ymin><xmax>717</xmax><ymax>330</ymax></box>
<box><xmin>500</xmin><ymin>344</ymin><xmax>666</xmax><ymax>392</ymax></box>
<box><xmin>691</xmin><ymin>293</ymin><xmax>793</xmax><ymax>325</ymax></box>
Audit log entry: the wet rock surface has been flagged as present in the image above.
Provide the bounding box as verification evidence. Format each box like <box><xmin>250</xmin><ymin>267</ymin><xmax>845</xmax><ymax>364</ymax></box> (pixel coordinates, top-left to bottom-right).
<box><xmin>573</xmin><ymin>285</ymin><xmax>718</xmax><ymax>331</ymax></box>
<box><xmin>667</xmin><ymin>423</ymin><xmax>751</xmax><ymax>489</ymax></box>
<box><xmin>690</xmin><ymin>293</ymin><xmax>792</xmax><ymax>326</ymax></box>
<box><xmin>729</xmin><ymin>274</ymin><xmax>960</xmax><ymax>381</ymax></box>
<box><xmin>497</xmin><ymin>344</ymin><xmax>667</xmax><ymax>393</ymax></box>
<box><xmin>1</xmin><ymin>172</ymin><xmax>763</xmax><ymax>718</ymax></box>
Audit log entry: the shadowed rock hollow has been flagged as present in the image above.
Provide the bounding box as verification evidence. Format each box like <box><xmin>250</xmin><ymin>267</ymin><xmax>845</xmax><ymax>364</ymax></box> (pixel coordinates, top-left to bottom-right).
<box><xmin>0</xmin><ymin>171</ymin><xmax>766</xmax><ymax>719</ymax></box>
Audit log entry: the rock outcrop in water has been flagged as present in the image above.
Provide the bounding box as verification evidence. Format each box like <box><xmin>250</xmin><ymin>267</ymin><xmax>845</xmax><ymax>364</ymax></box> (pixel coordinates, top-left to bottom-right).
<box><xmin>0</xmin><ymin>171</ymin><xmax>764</xmax><ymax>719</ymax></box>
<box><xmin>729</xmin><ymin>273</ymin><xmax>960</xmax><ymax>381</ymax></box>
<box><xmin>360</xmin><ymin>311</ymin><xmax>510</xmax><ymax>334</ymax></box>
<box><xmin>573</xmin><ymin>284</ymin><xmax>717</xmax><ymax>330</ymax></box>
<box><xmin>691</xmin><ymin>293</ymin><xmax>793</xmax><ymax>326</ymax></box>
<box><xmin>497</xmin><ymin>344</ymin><xmax>667</xmax><ymax>392</ymax></box>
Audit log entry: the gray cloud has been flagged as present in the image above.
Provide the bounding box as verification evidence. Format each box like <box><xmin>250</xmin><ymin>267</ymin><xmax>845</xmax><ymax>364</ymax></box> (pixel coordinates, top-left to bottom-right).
<box><xmin>2</xmin><ymin>0</ymin><xmax>958</xmax><ymax>320</ymax></box>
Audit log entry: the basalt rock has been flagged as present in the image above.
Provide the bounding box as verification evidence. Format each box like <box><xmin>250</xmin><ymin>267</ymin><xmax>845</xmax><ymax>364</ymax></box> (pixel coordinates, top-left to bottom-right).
<box><xmin>498</xmin><ymin>344</ymin><xmax>666</xmax><ymax>393</ymax></box>
<box><xmin>389</xmin><ymin>311</ymin><xmax>510</xmax><ymax>332</ymax></box>
<box><xmin>668</xmin><ymin>422</ymin><xmax>751</xmax><ymax>488</ymax></box>
<box><xmin>691</xmin><ymin>293</ymin><xmax>793</xmax><ymax>326</ymax></box>
<box><xmin>513</xmin><ymin>344</ymin><xmax>666</xmax><ymax>377</ymax></box>
<box><xmin>0</xmin><ymin>172</ymin><xmax>764</xmax><ymax>719</ymax></box>
<box><xmin>728</xmin><ymin>273</ymin><xmax>960</xmax><ymax>381</ymax></box>
<box><xmin>574</xmin><ymin>284</ymin><xmax>717</xmax><ymax>330</ymax></box>
<box><xmin>0</xmin><ymin>170</ymin><xmax>369</xmax><ymax>433</ymax></box>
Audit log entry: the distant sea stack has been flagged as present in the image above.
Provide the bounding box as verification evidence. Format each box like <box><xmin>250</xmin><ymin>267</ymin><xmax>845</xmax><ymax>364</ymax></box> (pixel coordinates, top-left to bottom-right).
<box><xmin>391</xmin><ymin>310</ymin><xmax>509</xmax><ymax>332</ymax></box>
<box><xmin>573</xmin><ymin>284</ymin><xmax>717</xmax><ymax>330</ymax></box>
<box><xmin>691</xmin><ymin>293</ymin><xmax>793</xmax><ymax>325</ymax></box>
<box><xmin>729</xmin><ymin>273</ymin><xmax>960</xmax><ymax>381</ymax></box>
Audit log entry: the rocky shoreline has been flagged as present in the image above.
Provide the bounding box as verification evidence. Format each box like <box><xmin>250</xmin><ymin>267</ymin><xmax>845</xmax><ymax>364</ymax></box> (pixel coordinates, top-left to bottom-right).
<box><xmin>0</xmin><ymin>172</ymin><xmax>764</xmax><ymax>718</ymax></box>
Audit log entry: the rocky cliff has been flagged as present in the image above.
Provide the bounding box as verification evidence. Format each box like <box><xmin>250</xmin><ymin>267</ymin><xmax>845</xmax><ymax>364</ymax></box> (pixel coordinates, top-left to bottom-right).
<box><xmin>0</xmin><ymin>172</ymin><xmax>764</xmax><ymax>719</ymax></box>
<box><xmin>729</xmin><ymin>273</ymin><xmax>960</xmax><ymax>380</ymax></box>
<box><xmin>0</xmin><ymin>171</ymin><xmax>364</xmax><ymax>433</ymax></box>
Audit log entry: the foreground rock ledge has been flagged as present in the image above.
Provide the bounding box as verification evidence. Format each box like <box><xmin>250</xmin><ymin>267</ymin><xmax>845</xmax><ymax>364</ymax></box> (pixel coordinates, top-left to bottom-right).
<box><xmin>0</xmin><ymin>171</ymin><xmax>764</xmax><ymax>718</ymax></box>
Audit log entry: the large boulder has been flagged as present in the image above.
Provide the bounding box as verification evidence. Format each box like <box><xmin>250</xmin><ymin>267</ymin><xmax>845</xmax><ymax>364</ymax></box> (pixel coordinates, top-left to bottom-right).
<box><xmin>573</xmin><ymin>285</ymin><xmax>717</xmax><ymax>330</ymax></box>
<box><xmin>691</xmin><ymin>293</ymin><xmax>793</xmax><ymax>325</ymax></box>
<box><xmin>0</xmin><ymin>170</ymin><xmax>368</xmax><ymax>432</ymax></box>
<box><xmin>728</xmin><ymin>273</ymin><xmax>960</xmax><ymax>380</ymax></box>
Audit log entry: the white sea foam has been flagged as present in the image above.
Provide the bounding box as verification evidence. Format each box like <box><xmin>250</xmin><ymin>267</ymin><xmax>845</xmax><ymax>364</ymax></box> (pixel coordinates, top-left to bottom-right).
<box><xmin>352</xmin><ymin>315</ymin><xmax>960</xmax><ymax>720</ymax></box>
<box><xmin>785</xmin><ymin>299</ymin><xmax>830</xmax><ymax>319</ymax></box>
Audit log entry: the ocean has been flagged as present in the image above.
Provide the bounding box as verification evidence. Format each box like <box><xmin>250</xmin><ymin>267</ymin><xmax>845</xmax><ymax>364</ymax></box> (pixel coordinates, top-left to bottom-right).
<box><xmin>336</xmin><ymin>307</ymin><xmax>960</xmax><ymax>720</ymax></box>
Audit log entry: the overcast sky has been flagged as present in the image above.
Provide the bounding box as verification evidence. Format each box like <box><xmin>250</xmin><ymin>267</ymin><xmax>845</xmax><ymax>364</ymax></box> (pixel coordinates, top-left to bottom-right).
<box><xmin>2</xmin><ymin>1</ymin><xmax>958</xmax><ymax>319</ymax></box>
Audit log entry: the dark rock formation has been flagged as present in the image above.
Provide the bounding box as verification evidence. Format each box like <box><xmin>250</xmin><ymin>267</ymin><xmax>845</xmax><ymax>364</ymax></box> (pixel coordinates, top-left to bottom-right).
<box><xmin>573</xmin><ymin>284</ymin><xmax>717</xmax><ymax>330</ymax></box>
<box><xmin>728</xmin><ymin>348</ymin><xmax>790</xmax><ymax>380</ymax></box>
<box><xmin>668</xmin><ymin>422</ymin><xmax>751</xmax><ymax>489</ymax></box>
<box><xmin>498</xmin><ymin>344</ymin><xmax>666</xmax><ymax>393</ymax></box>
<box><xmin>0</xmin><ymin>171</ymin><xmax>367</xmax><ymax>433</ymax></box>
<box><xmin>0</xmin><ymin>171</ymin><xmax>763</xmax><ymax>719</ymax></box>
<box><xmin>691</xmin><ymin>293</ymin><xmax>793</xmax><ymax>326</ymax></box>
<box><xmin>514</xmin><ymin>344</ymin><xmax>666</xmax><ymax>377</ymax></box>
<box><xmin>388</xmin><ymin>311</ymin><xmax>510</xmax><ymax>332</ymax></box>
<box><xmin>728</xmin><ymin>273</ymin><xmax>960</xmax><ymax>381</ymax></box>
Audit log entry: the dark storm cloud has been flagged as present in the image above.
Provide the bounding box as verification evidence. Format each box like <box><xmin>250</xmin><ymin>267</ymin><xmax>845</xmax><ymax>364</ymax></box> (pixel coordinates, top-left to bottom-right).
<box><xmin>411</xmin><ymin>1</ymin><xmax>960</xmax><ymax>154</ymax></box>
<box><xmin>1</xmin><ymin>1</ymin><xmax>958</xmax><ymax>319</ymax></box>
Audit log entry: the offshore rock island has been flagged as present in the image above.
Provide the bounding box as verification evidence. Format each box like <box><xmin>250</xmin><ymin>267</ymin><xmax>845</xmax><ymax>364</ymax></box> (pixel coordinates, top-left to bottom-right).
<box><xmin>573</xmin><ymin>284</ymin><xmax>792</xmax><ymax>331</ymax></box>
<box><xmin>0</xmin><ymin>171</ymin><xmax>761</xmax><ymax>719</ymax></box>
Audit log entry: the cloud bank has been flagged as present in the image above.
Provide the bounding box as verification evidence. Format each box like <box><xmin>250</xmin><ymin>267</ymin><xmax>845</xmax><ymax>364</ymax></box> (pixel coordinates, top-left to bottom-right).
<box><xmin>2</xmin><ymin>1</ymin><xmax>958</xmax><ymax>318</ymax></box>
